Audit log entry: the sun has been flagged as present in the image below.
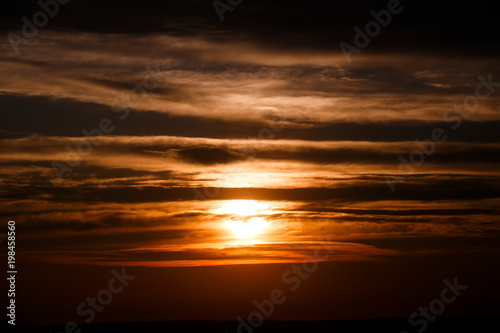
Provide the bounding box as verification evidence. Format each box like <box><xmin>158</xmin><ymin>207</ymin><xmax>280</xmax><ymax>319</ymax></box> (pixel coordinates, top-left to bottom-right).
<box><xmin>216</xmin><ymin>200</ymin><xmax>270</xmax><ymax>239</ymax></box>
<box><xmin>225</xmin><ymin>217</ymin><xmax>268</xmax><ymax>238</ymax></box>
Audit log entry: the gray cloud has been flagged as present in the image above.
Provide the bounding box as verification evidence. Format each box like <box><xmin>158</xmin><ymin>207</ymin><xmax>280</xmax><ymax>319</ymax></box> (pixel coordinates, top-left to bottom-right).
<box><xmin>165</xmin><ymin>145</ymin><xmax>248</xmax><ymax>165</ymax></box>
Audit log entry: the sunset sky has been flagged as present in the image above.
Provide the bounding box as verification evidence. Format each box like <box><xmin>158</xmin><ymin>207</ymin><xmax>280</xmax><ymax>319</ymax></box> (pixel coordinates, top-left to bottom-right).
<box><xmin>1</xmin><ymin>0</ymin><xmax>499</xmax><ymax>327</ymax></box>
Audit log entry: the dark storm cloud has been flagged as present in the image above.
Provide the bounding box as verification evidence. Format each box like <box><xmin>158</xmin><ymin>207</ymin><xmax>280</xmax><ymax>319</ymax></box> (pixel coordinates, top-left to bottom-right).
<box><xmin>2</xmin><ymin>95</ymin><xmax>500</xmax><ymax>142</ymax></box>
<box><xmin>2</xmin><ymin>174</ymin><xmax>500</xmax><ymax>203</ymax></box>
<box><xmin>2</xmin><ymin>0</ymin><xmax>499</xmax><ymax>55</ymax></box>
<box><xmin>20</xmin><ymin>241</ymin><xmax>394</xmax><ymax>266</ymax></box>
<box><xmin>19</xmin><ymin>228</ymin><xmax>198</xmax><ymax>251</ymax></box>
<box><xmin>293</xmin><ymin>204</ymin><xmax>499</xmax><ymax>217</ymax></box>
<box><xmin>347</xmin><ymin>236</ymin><xmax>500</xmax><ymax>252</ymax></box>
<box><xmin>16</xmin><ymin>214</ymin><xmax>180</xmax><ymax>234</ymax></box>
<box><xmin>166</xmin><ymin>146</ymin><xmax>248</xmax><ymax>165</ymax></box>
<box><xmin>0</xmin><ymin>165</ymin><xmax>190</xmax><ymax>187</ymax></box>
<box><xmin>253</xmin><ymin>144</ymin><xmax>500</xmax><ymax>165</ymax></box>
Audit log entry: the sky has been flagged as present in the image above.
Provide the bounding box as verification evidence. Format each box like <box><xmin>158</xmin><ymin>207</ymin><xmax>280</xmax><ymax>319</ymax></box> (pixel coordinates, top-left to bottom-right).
<box><xmin>1</xmin><ymin>0</ymin><xmax>500</xmax><ymax>327</ymax></box>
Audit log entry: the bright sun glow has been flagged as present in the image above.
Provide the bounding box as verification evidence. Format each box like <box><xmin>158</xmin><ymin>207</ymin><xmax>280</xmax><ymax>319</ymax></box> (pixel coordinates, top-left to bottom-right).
<box><xmin>225</xmin><ymin>217</ymin><xmax>268</xmax><ymax>238</ymax></box>
<box><xmin>216</xmin><ymin>200</ymin><xmax>268</xmax><ymax>216</ymax></box>
<box><xmin>217</xmin><ymin>200</ymin><xmax>270</xmax><ymax>239</ymax></box>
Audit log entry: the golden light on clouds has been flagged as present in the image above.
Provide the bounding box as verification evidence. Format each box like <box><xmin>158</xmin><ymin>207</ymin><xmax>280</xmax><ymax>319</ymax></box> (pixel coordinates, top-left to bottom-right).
<box><xmin>225</xmin><ymin>217</ymin><xmax>268</xmax><ymax>239</ymax></box>
<box><xmin>216</xmin><ymin>200</ymin><xmax>269</xmax><ymax>216</ymax></box>
<box><xmin>216</xmin><ymin>200</ymin><xmax>272</xmax><ymax>242</ymax></box>
<box><xmin>1</xmin><ymin>17</ymin><xmax>499</xmax><ymax>272</ymax></box>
